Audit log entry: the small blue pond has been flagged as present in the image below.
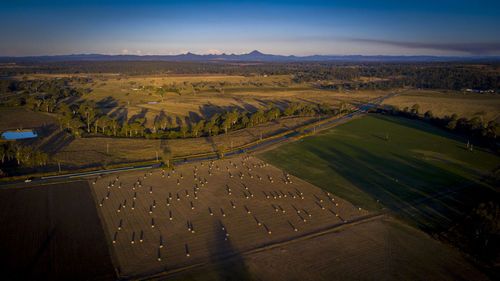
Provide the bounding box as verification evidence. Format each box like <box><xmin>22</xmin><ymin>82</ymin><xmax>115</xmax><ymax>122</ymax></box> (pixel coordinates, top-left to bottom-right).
<box><xmin>1</xmin><ymin>131</ymin><xmax>38</xmax><ymax>140</ymax></box>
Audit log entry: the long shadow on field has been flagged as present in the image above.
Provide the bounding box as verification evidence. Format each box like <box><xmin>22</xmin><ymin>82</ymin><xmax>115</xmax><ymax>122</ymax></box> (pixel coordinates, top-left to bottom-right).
<box><xmin>95</xmin><ymin>97</ymin><xmax>119</xmax><ymax>114</ymax></box>
<box><xmin>109</xmin><ymin>107</ymin><xmax>128</xmax><ymax>123</ymax></box>
<box><xmin>175</xmin><ymin>116</ymin><xmax>183</xmax><ymax>127</ymax></box>
<box><xmin>22</xmin><ymin>227</ymin><xmax>56</xmax><ymax>280</ymax></box>
<box><xmin>232</xmin><ymin>98</ymin><xmax>258</xmax><ymax>113</ymax></box>
<box><xmin>39</xmin><ymin>128</ymin><xmax>75</xmax><ymax>155</ymax></box>
<box><xmin>307</xmin><ymin>143</ymin><xmax>496</xmax><ymax>234</ymax></box>
<box><xmin>201</xmin><ymin>219</ymin><xmax>253</xmax><ymax>281</ymax></box>
<box><xmin>188</xmin><ymin>111</ymin><xmax>202</xmax><ymax>123</ymax></box>
<box><xmin>371</xmin><ymin>114</ymin><xmax>465</xmax><ymax>143</ymax></box>
<box><xmin>129</xmin><ymin>108</ymin><xmax>148</xmax><ymax>124</ymax></box>
<box><xmin>198</xmin><ymin>103</ymin><xmax>251</xmax><ymax>121</ymax></box>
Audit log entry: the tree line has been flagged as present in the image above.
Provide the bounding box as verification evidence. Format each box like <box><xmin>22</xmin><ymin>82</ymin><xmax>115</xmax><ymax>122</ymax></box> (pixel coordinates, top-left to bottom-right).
<box><xmin>54</xmin><ymin>100</ymin><xmax>350</xmax><ymax>139</ymax></box>
<box><xmin>372</xmin><ymin>104</ymin><xmax>499</xmax><ymax>147</ymax></box>
<box><xmin>0</xmin><ymin>142</ymin><xmax>49</xmax><ymax>170</ymax></box>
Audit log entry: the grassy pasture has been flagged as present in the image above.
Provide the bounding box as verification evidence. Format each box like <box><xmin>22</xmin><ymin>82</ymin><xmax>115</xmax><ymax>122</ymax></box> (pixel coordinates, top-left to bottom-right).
<box><xmin>382</xmin><ymin>89</ymin><xmax>500</xmax><ymax>124</ymax></box>
<box><xmin>0</xmin><ymin>107</ymin><xmax>57</xmax><ymax>131</ymax></box>
<box><xmin>15</xmin><ymin>74</ymin><xmax>388</xmax><ymax>127</ymax></box>
<box><xmin>0</xmin><ymin>181</ymin><xmax>115</xmax><ymax>280</ymax></box>
<box><xmin>259</xmin><ymin>114</ymin><xmax>500</xmax><ymax>232</ymax></box>
<box><xmin>75</xmin><ymin>74</ymin><xmax>386</xmax><ymax>128</ymax></box>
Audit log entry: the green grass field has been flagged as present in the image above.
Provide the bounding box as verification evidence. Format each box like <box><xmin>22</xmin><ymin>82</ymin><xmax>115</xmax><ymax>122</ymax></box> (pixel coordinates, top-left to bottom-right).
<box><xmin>259</xmin><ymin>114</ymin><xmax>500</xmax><ymax>232</ymax></box>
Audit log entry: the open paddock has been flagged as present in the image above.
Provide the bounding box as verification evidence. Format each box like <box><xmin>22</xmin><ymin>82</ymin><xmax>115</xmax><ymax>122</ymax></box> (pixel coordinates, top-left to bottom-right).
<box><xmin>0</xmin><ymin>107</ymin><xmax>57</xmax><ymax>131</ymax></box>
<box><xmin>0</xmin><ymin>181</ymin><xmax>115</xmax><ymax>280</ymax></box>
<box><xmin>164</xmin><ymin>218</ymin><xmax>490</xmax><ymax>281</ymax></box>
<box><xmin>92</xmin><ymin>156</ymin><xmax>368</xmax><ymax>278</ymax></box>
<box><xmin>382</xmin><ymin>89</ymin><xmax>500</xmax><ymax>124</ymax></box>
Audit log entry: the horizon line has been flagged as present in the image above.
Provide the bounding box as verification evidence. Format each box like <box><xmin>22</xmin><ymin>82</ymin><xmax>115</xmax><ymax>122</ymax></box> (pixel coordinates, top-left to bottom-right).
<box><xmin>1</xmin><ymin>51</ymin><xmax>500</xmax><ymax>58</ymax></box>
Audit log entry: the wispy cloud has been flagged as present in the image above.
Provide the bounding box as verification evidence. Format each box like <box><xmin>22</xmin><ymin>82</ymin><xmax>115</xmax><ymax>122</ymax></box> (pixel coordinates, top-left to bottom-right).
<box><xmin>349</xmin><ymin>38</ymin><xmax>500</xmax><ymax>55</ymax></box>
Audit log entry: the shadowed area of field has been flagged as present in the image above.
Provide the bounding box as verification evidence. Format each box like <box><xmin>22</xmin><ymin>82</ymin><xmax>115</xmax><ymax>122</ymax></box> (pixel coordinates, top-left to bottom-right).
<box><xmin>0</xmin><ymin>181</ymin><xmax>116</xmax><ymax>281</ymax></box>
<box><xmin>163</xmin><ymin>217</ymin><xmax>490</xmax><ymax>281</ymax></box>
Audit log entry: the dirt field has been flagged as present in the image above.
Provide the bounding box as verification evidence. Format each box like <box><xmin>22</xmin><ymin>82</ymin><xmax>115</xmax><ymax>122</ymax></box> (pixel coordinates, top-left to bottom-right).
<box><xmin>0</xmin><ymin>181</ymin><xmax>115</xmax><ymax>280</ymax></box>
<box><xmin>165</xmin><ymin>217</ymin><xmax>490</xmax><ymax>281</ymax></box>
<box><xmin>92</xmin><ymin>156</ymin><xmax>369</xmax><ymax>278</ymax></box>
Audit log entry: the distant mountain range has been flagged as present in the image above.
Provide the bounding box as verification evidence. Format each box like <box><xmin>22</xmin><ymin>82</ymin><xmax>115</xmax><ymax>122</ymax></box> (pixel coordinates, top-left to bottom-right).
<box><xmin>1</xmin><ymin>50</ymin><xmax>499</xmax><ymax>62</ymax></box>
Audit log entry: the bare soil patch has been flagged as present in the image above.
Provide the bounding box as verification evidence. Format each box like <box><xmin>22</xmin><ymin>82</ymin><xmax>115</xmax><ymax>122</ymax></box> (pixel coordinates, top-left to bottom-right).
<box><xmin>196</xmin><ymin>218</ymin><xmax>490</xmax><ymax>281</ymax></box>
<box><xmin>0</xmin><ymin>181</ymin><xmax>115</xmax><ymax>280</ymax></box>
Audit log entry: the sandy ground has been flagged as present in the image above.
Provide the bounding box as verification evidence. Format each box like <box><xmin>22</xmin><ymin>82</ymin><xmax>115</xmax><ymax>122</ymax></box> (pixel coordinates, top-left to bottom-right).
<box><xmin>91</xmin><ymin>156</ymin><xmax>369</xmax><ymax>278</ymax></box>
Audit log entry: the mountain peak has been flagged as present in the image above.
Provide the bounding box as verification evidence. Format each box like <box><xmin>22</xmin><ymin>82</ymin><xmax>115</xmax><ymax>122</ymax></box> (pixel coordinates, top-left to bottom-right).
<box><xmin>248</xmin><ymin>50</ymin><xmax>263</xmax><ymax>55</ymax></box>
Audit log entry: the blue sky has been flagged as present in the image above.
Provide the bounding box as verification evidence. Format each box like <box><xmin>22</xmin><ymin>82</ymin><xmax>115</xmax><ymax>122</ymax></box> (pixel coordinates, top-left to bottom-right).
<box><xmin>1</xmin><ymin>0</ymin><xmax>500</xmax><ymax>56</ymax></box>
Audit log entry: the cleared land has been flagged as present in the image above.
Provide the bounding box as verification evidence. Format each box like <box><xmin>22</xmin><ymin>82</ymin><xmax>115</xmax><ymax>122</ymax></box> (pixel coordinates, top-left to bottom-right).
<box><xmin>0</xmin><ymin>107</ymin><xmax>57</xmax><ymax>131</ymax></box>
<box><xmin>0</xmin><ymin>181</ymin><xmax>115</xmax><ymax>280</ymax></box>
<box><xmin>259</xmin><ymin>114</ymin><xmax>500</xmax><ymax>234</ymax></box>
<box><xmin>92</xmin><ymin>156</ymin><xmax>368</xmax><ymax>278</ymax></box>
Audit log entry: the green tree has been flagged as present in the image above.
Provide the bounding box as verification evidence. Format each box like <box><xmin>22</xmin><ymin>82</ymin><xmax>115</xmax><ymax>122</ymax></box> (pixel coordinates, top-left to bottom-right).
<box><xmin>97</xmin><ymin>115</ymin><xmax>111</xmax><ymax>134</ymax></box>
<box><xmin>318</xmin><ymin>103</ymin><xmax>331</xmax><ymax>114</ymax></box>
<box><xmin>162</xmin><ymin>149</ymin><xmax>172</xmax><ymax>168</ymax></box>
<box><xmin>78</xmin><ymin>101</ymin><xmax>98</xmax><ymax>133</ymax></box>
<box><xmin>192</xmin><ymin>120</ymin><xmax>205</xmax><ymax>137</ymax></box>
<box><xmin>109</xmin><ymin>118</ymin><xmax>119</xmax><ymax>136</ymax></box>
<box><xmin>180</xmin><ymin>124</ymin><xmax>189</xmax><ymax>138</ymax></box>
<box><xmin>217</xmin><ymin>145</ymin><xmax>227</xmax><ymax>159</ymax></box>
<box><xmin>411</xmin><ymin>104</ymin><xmax>420</xmax><ymax>115</ymax></box>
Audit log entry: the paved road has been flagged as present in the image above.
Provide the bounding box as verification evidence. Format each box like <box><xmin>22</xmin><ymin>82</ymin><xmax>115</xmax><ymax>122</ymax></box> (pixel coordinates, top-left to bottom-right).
<box><xmin>2</xmin><ymin>88</ymin><xmax>409</xmax><ymax>185</ymax></box>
